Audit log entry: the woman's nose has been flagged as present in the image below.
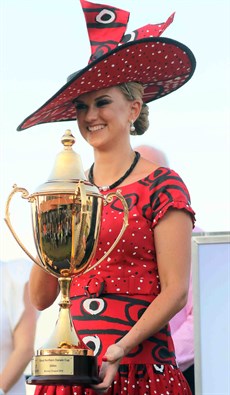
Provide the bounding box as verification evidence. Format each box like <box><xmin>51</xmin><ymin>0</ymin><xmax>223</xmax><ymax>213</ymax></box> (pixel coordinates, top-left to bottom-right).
<box><xmin>85</xmin><ymin>105</ymin><xmax>98</xmax><ymax>121</ymax></box>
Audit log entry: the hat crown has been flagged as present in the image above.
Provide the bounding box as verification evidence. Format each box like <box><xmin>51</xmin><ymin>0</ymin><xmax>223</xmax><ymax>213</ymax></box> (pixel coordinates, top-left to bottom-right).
<box><xmin>80</xmin><ymin>0</ymin><xmax>175</xmax><ymax>63</ymax></box>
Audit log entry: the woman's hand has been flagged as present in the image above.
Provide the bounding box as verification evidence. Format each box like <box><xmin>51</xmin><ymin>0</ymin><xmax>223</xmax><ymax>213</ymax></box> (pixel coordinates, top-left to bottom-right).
<box><xmin>91</xmin><ymin>344</ymin><xmax>125</xmax><ymax>394</ymax></box>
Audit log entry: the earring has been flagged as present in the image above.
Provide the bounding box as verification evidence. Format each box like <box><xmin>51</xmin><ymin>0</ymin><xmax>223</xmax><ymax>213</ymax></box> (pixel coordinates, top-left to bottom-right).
<box><xmin>130</xmin><ymin>120</ymin><xmax>136</xmax><ymax>134</ymax></box>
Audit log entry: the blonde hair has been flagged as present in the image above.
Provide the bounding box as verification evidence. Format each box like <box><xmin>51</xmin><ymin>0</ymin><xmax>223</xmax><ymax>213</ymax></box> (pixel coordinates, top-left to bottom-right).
<box><xmin>118</xmin><ymin>82</ymin><xmax>149</xmax><ymax>135</ymax></box>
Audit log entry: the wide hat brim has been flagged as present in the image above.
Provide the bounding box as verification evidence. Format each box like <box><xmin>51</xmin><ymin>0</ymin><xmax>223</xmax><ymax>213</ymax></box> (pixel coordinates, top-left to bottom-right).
<box><xmin>17</xmin><ymin>36</ymin><xmax>196</xmax><ymax>131</ymax></box>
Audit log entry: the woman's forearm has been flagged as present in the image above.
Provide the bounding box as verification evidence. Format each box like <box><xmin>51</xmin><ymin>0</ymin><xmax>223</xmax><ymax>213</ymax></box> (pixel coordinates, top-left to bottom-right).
<box><xmin>29</xmin><ymin>264</ymin><xmax>59</xmax><ymax>310</ymax></box>
<box><xmin>116</xmin><ymin>283</ymin><xmax>188</xmax><ymax>356</ymax></box>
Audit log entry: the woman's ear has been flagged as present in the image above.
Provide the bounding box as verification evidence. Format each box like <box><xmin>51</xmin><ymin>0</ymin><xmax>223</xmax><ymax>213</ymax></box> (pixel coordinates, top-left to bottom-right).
<box><xmin>130</xmin><ymin>99</ymin><xmax>142</xmax><ymax>120</ymax></box>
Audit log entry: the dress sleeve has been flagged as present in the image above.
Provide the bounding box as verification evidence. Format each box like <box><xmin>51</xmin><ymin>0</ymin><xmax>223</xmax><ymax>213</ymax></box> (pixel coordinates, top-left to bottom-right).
<box><xmin>149</xmin><ymin>167</ymin><xmax>196</xmax><ymax>228</ymax></box>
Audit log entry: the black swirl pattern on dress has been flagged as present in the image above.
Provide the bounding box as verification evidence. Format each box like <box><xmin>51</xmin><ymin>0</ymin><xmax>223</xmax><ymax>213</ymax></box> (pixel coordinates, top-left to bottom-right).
<box><xmin>139</xmin><ymin>168</ymin><xmax>191</xmax><ymax>221</ymax></box>
<box><xmin>74</xmin><ymin>294</ymin><xmax>150</xmax><ymax>326</ymax></box>
<box><xmin>152</xmin><ymin>343</ymin><xmax>175</xmax><ymax>364</ymax></box>
<box><xmin>72</xmin><ymin>294</ymin><xmax>175</xmax><ymax>364</ymax></box>
<box><xmin>124</xmin><ymin>303</ymin><xmax>147</xmax><ymax>325</ymax></box>
<box><xmin>110</xmin><ymin>193</ymin><xmax>139</xmax><ymax>212</ymax></box>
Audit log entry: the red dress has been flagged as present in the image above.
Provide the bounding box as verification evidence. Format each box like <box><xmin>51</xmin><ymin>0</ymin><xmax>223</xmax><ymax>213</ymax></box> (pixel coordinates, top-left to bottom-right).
<box><xmin>34</xmin><ymin>168</ymin><xmax>195</xmax><ymax>395</ymax></box>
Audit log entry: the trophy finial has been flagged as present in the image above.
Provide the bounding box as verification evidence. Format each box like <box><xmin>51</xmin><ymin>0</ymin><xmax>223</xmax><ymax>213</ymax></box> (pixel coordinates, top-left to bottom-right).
<box><xmin>61</xmin><ymin>129</ymin><xmax>76</xmax><ymax>148</ymax></box>
<box><xmin>34</xmin><ymin>130</ymin><xmax>90</xmax><ymax>193</ymax></box>
<box><xmin>32</xmin><ymin>129</ymin><xmax>100</xmax><ymax>194</ymax></box>
<box><xmin>47</xmin><ymin>129</ymin><xmax>86</xmax><ymax>182</ymax></box>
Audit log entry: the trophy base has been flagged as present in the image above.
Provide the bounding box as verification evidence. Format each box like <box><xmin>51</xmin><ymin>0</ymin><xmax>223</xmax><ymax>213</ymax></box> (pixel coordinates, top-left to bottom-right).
<box><xmin>27</xmin><ymin>354</ymin><xmax>101</xmax><ymax>386</ymax></box>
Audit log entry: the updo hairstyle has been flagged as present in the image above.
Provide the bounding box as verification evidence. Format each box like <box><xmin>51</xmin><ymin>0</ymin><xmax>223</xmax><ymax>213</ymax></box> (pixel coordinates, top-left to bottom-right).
<box><xmin>118</xmin><ymin>82</ymin><xmax>149</xmax><ymax>135</ymax></box>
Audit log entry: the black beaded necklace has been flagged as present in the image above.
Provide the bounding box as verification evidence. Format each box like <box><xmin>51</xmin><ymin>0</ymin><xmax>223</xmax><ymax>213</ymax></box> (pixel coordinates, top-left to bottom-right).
<box><xmin>88</xmin><ymin>151</ymin><xmax>141</xmax><ymax>192</ymax></box>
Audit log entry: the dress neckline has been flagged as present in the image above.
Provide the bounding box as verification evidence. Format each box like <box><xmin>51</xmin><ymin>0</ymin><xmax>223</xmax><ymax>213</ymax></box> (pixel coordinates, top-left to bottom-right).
<box><xmin>99</xmin><ymin>166</ymin><xmax>168</xmax><ymax>192</ymax></box>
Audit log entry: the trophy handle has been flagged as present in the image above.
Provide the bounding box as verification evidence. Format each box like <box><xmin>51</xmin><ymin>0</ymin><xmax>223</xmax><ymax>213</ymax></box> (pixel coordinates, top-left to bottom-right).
<box><xmin>4</xmin><ymin>184</ymin><xmax>40</xmax><ymax>266</ymax></box>
<box><xmin>84</xmin><ymin>190</ymin><xmax>129</xmax><ymax>274</ymax></box>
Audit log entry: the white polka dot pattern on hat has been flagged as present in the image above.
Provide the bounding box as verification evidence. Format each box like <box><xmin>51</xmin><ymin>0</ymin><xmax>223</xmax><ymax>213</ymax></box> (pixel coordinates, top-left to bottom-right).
<box><xmin>21</xmin><ymin>38</ymin><xmax>195</xmax><ymax>130</ymax></box>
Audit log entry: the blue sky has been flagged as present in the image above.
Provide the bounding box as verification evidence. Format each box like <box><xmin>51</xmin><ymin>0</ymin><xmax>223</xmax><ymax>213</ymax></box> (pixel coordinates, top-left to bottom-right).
<box><xmin>0</xmin><ymin>0</ymin><xmax>230</xmax><ymax>260</ymax></box>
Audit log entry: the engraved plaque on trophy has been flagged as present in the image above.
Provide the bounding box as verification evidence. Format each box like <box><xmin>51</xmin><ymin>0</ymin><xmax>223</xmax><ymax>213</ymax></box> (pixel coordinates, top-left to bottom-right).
<box><xmin>5</xmin><ymin>129</ymin><xmax>128</xmax><ymax>385</ymax></box>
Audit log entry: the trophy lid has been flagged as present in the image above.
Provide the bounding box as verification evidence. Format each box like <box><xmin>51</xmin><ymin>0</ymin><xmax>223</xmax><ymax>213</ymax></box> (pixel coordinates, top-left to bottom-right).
<box><xmin>34</xmin><ymin>129</ymin><xmax>99</xmax><ymax>195</ymax></box>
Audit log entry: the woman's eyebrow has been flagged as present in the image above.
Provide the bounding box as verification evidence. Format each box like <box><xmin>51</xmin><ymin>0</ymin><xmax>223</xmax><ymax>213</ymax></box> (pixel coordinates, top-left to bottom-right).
<box><xmin>74</xmin><ymin>95</ymin><xmax>112</xmax><ymax>104</ymax></box>
<box><xmin>73</xmin><ymin>98</ymin><xmax>84</xmax><ymax>104</ymax></box>
<box><xmin>95</xmin><ymin>95</ymin><xmax>111</xmax><ymax>101</ymax></box>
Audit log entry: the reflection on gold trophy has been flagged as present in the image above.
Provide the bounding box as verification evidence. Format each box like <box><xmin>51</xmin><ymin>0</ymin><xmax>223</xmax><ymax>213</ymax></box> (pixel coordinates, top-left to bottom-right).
<box><xmin>5</xmin><ymin>130</ymin><xmax>129</xmax><ymax>386</ymax></box>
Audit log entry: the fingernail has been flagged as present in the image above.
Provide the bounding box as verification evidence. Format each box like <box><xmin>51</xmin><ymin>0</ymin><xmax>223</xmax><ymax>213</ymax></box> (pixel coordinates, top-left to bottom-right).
<box><xmin>102</xmin><ymin>356</ymin><xmax>108</xmax><ymax>362</ymax></box>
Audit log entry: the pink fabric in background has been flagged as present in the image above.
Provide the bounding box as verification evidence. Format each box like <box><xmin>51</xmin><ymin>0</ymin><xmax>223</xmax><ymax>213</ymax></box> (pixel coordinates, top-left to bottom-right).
<box><xmin>170</xmin><ymin>275</ymin><xmax>194</xmax><ymax>371</ymax></box>
<box><xmin>170</xmin><ymin>226</ymin><xmax>202</xmax><ymax>371</ymax></box>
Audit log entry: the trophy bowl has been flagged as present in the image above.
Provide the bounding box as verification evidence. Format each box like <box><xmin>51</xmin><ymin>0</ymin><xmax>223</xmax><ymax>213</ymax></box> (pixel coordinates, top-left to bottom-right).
<box><xmin>5</xmin><ymin>130</ymin><xmax>129</xmax><ymax>386</ymax></box>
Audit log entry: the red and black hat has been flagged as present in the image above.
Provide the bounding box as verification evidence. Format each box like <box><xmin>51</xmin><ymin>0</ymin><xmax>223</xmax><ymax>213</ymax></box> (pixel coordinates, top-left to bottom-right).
<box><xmin>17</xmin><ymin>0</ymin><xmax>196</xmax><ymax>131</ymax></box>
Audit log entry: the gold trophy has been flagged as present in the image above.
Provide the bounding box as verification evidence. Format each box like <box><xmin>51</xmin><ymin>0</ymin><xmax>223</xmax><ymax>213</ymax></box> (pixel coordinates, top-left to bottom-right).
<box><xmin>5</xmin><ymin>129</ymin><xmax>129</xmax><ymax>386</ymax></box>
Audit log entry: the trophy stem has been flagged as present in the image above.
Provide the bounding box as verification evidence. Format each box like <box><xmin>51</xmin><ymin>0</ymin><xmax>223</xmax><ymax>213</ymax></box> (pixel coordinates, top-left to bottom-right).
<box><xmin>38</xmin><ymin>277</ymin><xmax>90</xmax><ymax>353</ymax></box>
<box><xmin>27</xmin><ymin>277</ymin><xmax>101</xmax><ymax>385</ymax></box>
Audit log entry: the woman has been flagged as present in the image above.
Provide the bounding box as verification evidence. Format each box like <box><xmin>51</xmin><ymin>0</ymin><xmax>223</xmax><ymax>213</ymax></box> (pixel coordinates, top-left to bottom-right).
<box><xmin>29</xmin><ymin>82</ymin><xmax>195</xmax><ymax>395</ymax></box>
<box><xmin>18</xmin><ymin>1</ymin><xmax>196</xmax><ymax>394</ymax></box>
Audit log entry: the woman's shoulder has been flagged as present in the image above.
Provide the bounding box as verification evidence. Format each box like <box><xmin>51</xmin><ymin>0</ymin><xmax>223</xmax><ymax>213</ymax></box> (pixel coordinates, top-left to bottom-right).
<box><xmin>122</xmin><ymin>156</ymin><xmax>182</xmax><ymax>187</ymax></box>
<box><xmin>121</xmin><ymin>157</ymin><xmax>159</xmax><ymax>186</ymax></box>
